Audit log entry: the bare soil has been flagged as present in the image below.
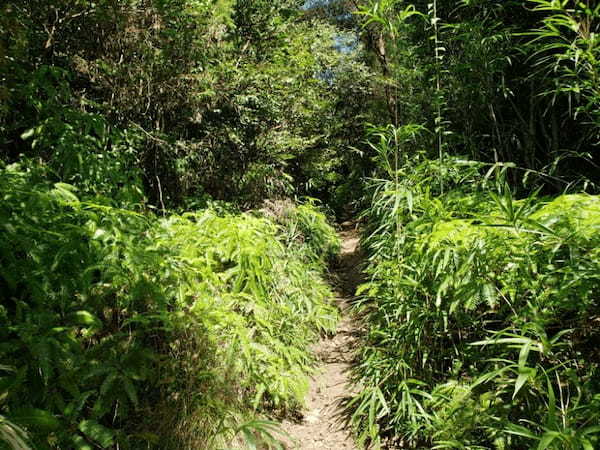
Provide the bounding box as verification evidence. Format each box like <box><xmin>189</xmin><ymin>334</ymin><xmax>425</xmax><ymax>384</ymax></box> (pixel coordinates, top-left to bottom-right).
<box><xmin>280</xmin><ymin>224</ymin><xmax>363</xmax><ymax>450</ymax></box>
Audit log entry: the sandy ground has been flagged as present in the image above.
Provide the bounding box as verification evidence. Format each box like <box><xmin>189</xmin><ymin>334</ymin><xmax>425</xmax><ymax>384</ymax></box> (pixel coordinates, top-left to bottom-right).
<box><xmin>280</xmin><ymin>224</ymin><xmax>363</xmax><ymax>450</ymax></box>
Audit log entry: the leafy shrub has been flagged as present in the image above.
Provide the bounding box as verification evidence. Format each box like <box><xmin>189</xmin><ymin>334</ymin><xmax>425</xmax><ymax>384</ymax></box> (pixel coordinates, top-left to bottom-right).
<box><xmin>1</xmin><ymin>0</ymin><xmax>371</xmax><ymax>210</ymax></box>
<box><xmin>0</xmin><ymin>415</ymin><xmax>29</xmax><ymax>450</ymax></box>
<box><xmin>5</xmin><ymin>65</ymin><xmax>144</xmax><ymax>205</ymax></box>
<box><xmin>263</xmin><ymin>199</ymin><xmax>341</xmax><ymax>265</ymax></box>
<box><xmin>0</xmin><ymin>163</ymin><xmax>338</xmax><ymax>449</ymax></box>
<box><xmin>349</xmin><ymin>138</ymin><xmax>600</xmax><ymax>449</ymax></box>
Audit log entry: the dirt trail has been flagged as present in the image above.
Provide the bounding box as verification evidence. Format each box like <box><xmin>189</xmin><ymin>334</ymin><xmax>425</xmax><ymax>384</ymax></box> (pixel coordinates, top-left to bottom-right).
<box><xmin>281</xmin><ymin>223</ymin><xmax>363</xmax><ymax>449</ymax></box>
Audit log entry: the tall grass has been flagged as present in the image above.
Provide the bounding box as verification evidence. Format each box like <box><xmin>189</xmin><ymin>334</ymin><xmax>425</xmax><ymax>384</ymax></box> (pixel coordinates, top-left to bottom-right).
<box><xmin>0</xmin><ymin>161</ymin><xmax>340</xmax><ymax>449</ymax></box>
<box><xmin>348</xmin><ymin>125</ymin><xmax>600</xmax><ymax>449</ymax></box>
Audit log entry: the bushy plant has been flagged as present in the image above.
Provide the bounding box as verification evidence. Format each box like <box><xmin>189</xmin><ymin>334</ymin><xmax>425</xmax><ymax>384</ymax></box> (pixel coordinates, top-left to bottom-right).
<box><xmin>0</xmin><ymin>163</ymin><xmax>339</xmax><ymax>449</ymax></box>
<box><xmin>527</xmin><ymin>0</ymin><xmax>600</xmax><ymax>141</ymax></box>
<box><xmin>263</xmin><ymin>199</ymin><xmax>341</xmax><ymax>265</ymax></box>
<box><xmin>349</xmin><ymin>129</ymin><xmax>600</xmax><ymax>449</ymax></box>
<box><xmin>1</xmin><ymin>0</ymin><xmax>371</xmax><ymax>210</ymax></box>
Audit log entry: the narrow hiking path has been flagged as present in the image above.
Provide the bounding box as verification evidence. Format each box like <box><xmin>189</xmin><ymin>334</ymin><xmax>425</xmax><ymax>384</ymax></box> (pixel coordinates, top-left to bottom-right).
<box><xmin>281</xmin><ymin>223</ymin><xmax>363</xmax><ymax>449</ymax></box>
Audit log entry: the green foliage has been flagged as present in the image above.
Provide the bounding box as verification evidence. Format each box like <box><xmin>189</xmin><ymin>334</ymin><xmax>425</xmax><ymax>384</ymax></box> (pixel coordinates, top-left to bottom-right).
<box><xmin>3</xmin><ymin>0</ymin><xmax>600</xmax><ymax>449</ymax></box>
<box><xmin>349</xmin><ymin>130</ymin><xmax>600</xmax><ymax>449</ymax></box>
<box><xmin>354</xmin><ymin>0</ymin><xmax>599</xmax><ymax>180</ymax></box>
<box><xmin>1</xmin><ymin>0</ymin><xmax>371</xmax><ymax>210</ymax></box>
<box><xmin>0</xmin><ymin>163</ymin><xmax>339</xmax><ymax>449</ymax></box>
<box><xmin>0</xmin><ymin>414</ymin><xmax>30</xmax><ymax>450</ymax></box>
<box><xmin>16</xmin><ymin>67</ymin><xmax>144</xmax><ymax>203</ymax></box>
<box><xmin>527</xmin><ymin>0</ymin><xmax>600</xmax><ymax>140</ymax></box>
<box><xmin>267</xmin><ymin>200</ymin><xmax>342</xmax><ymax>265</ymax></box>
<box><xmin>232</xmin><ymin>419</ymin><xmax>291</xmax><ymax>450</ymax></box>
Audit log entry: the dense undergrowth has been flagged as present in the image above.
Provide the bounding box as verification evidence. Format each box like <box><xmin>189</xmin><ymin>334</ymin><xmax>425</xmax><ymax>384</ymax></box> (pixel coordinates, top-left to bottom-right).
<box><xmin>349</xmin><ymin>127</ymin><xmax>600</xmax><ymax>449</ymax></box>
<box><xmin>0</xmin><ymin>161</ymin><xmax>340</xmax><ymax>449</ymax></box>
<box><xmin>2</xmin><ymin>1</ymin><xmax>600</xmax><ymax>449</ymax></box>
<box><xmin>1</xmin><ymin>0</ymin><xmax>372</xmax><ymax>210</ymax></box>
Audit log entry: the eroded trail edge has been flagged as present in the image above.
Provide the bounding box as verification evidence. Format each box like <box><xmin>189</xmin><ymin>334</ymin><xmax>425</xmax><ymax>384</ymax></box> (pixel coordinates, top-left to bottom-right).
<box><xmin>281</xmin><ymin>224</ymin><xmax>363</xmax><ymax>450</ymax></box>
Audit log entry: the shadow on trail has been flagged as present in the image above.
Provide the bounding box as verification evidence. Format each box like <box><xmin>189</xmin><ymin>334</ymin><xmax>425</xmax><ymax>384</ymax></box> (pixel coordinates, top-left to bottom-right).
<box><xmin>279</xmin><ymin>221</ymin><xmax>365</xmax><ymax>450</ymax></box>
<box><xmin>332</xmin><ymin>221</ymin><xmax>365</xmax><ymax>301</ymax></box>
